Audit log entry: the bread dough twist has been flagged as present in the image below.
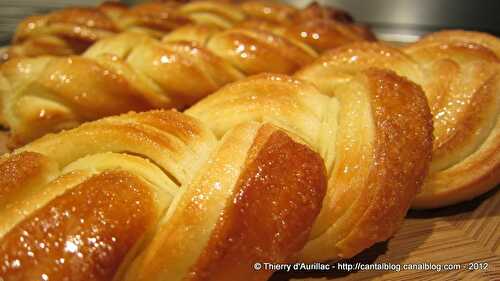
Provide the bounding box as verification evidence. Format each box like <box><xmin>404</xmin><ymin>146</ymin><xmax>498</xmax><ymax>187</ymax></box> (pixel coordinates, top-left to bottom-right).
<box><xmin>0</xmin><ymin>110</ymin><xmax>327</xmax><ymax>281</ymax></box>
<box><xmin>0</xmin><ymin>52</ymin><xmax>434</xmax><ymax>278</ymax></box>
<box><xmin>0</xmin><ymin>2</ymin><xmax>372</xmax><ymax>147</ymax></box>
<box><xmin>2</xmin><ymin>1</ymin><xmax>372</xmax><ymax>60</ymax></box>
<box><xmin>187</xmin><ymin>69</ymin><xmax>433</xmax><ymax>260</ymax></box>
<box><xmin>294</xmin><ymin>30</ymin><xmax>500</xmax><ymax>209</ymax></box>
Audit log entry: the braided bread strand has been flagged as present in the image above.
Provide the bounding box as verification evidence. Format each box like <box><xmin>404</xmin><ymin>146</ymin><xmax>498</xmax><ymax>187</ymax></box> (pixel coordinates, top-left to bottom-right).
<box><xmin>186</xmin><ymin>69</ymin><xmax>433</xmax><ymax>261</ymax></box>
<box><xmin>0</xmin><ymin>110</ymin><xmax>326</xmax><ymax>281</ymax></box>
<box><xmin>0</xmin><ymin>69</ymin><xmax>432</xmax><ymax>278</ymax></box>
<box><xmin>2</xmin><ymin>1</ymin><xmax>372</xmax><ymax>61</ymax></box>
<box><xmin>3</xmin><ymin>1</ymin><xmax>188</xmax><ymax>60</ymax></box>
<box><xmin>0</xmin><ymin>3</ymin><xmax>371</xmax><ymax>147</ymax></box>
<box><xmin>294</xmin><ymin>30</ymin><xmax>500</xmax><ymax>209</ymax></box>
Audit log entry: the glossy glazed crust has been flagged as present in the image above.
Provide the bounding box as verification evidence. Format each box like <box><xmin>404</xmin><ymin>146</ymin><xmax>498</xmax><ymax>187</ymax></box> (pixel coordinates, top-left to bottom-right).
<box><xmin>1</xmin><ymin>26</ymin><xmax>308</xmax><ymax>145</ymax></box>
<box><xmin>418</xmin><ymin>30</ymin><xmax>500</xmax><ymax>58</ymax></box>
<box><xmin>0</xmin><ymin>1</ymin><xmax>374</xmax><ymax>146</ymax></box>
<box><xmin>186</xmin><ymin>70</ymin><xmax>433</xmax><ymax>260</ymax></box>
<box><xmin>300</xmin><ymin>69</ymin><xmax>432</xmax><ymax>260</ymax></box>
<box><xmin>189</xmin><ymin>128</ymin><xmax>325</xmax><ymax>281</ymax></box>
<box><xmin>404</xmin><ymin>33</ymin><xmax>500</xmax><ymax>208</ymax></box>
<box><xmin>0</xmin><ymin>170</ymin><xmax>158</xmax><ymax>281</ymax></box>
<box><xmin>18</xmin><ymin>110</ymin><xmax>218</xmax><ymax>185</ymax></box>
<box><xmin>240</xmin><ymin>1</ymin><xmax>356</xmax><ymax>24</ymax></box>
<box><xmin>3</xmin><ymin>0</ymin><xmax>372</xmax><ymax>60</ymax></box>
<box><xmin>6</xmin><ymin>2</ymin><xmax>183</xmax><ymax>59</ymax></box>
<box><xmin>126</xmin><ymin>123</ymin><xmax>326</xmax><ymax>281</ymax></box>
<box><xmin>295</xmin><ymin>30</ymin><xmax>500</xmax><ymax>209</ymax></box>
<box><xmin>0</xmin><ymin>110</ymin><xmax>327</xmax><ymax>281</ymax></box>
<box><xmin>0</xmin><ymin>0</ymin><xmax>373</xmax><ymax>146</ymax></box>
<box><xmin>0</xmin><ymin>25</ymin><xmax>310</xmax><ymax>145</ymax></box>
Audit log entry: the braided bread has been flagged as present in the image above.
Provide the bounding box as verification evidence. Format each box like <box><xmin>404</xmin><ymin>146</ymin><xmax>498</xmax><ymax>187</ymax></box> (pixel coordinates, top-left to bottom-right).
<box><xmin>0</xmin><ymin>110</ymin><xmax>327</xmax><ymax>280</ymax></box>
<box><xmin>2</xmin><ymin>1</ymin><xmax>372</xmax><ymax>61</ymax></box>
<box><xmin>294</xmin><ymin>30</ymin><xmax>500</xmax><ymax>209</ymax></box>
<box><xmin>0</xmin><ymin>4</ymin><xmax>373</xmax><ymax>147</ymax></box>
<box><xmin>0</xmin><ymin>67</ymin><xmax>432</xmax><ymax>278</ymax></box>
<box><xmin>186</xmin><ymin>69</ymin><xmax>433</xmax><ymax>260</ymax></box>
<box><xmin>3</xmin><ymin>1</ymin><xmax>187</xmax><ymax>60</ymax></box>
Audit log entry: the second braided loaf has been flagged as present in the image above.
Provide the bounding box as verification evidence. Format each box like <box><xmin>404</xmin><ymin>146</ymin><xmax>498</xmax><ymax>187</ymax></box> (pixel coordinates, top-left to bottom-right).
<box><xmin>2</xmin><ymin>0</ymin><xmax>372</xmax><ymax>61</ymax></box>
<box><xmin>0</xmin><ymin>8</ymin><xmax>370</xmax><ymax>147</ymax></box>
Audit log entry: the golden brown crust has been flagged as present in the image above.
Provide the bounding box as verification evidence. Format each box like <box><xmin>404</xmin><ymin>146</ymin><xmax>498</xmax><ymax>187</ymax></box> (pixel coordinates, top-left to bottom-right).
<box><xmin>188</xmin><ymin>126</ymin><xmax>326</xmax><ymax>281</ymax></box>
<box><xmin>11</xmin><ymin>8</ymin><xmax>119</xmax><ymax>58</ymax></box>
<box><xmin>10</xmin><ymin>2</ymin><xmax>188</xmax><ymax>57</ymax></box>
<box><xmin>0</xmin><ymin>110</ymin><xmax>327</xmax><ymax>280</ymax></box>
<box><xmin>404</xmin><ymin>40</ymin><xmax>499</xmax><ymax>170</ymax></box>
<box><xmin>0</xmin><ymin>152</ymin><xmax>57</xmax><ymax>207</ymax></box>
<box><xmin>0</xmin><ymin>170</ymin><xmax>157</xmax><ymax>281</ymax></box>
<box><xmin>0</xmin><ymin>31</ymin><xmax>246</xmax><ymax>145</ymax></box>
<box><xmin>234</xmin><ymin>14</ymin><xmax>375</xmax><ymax>53</ymax></box>
<box><xmin>296</xmin><ymin>31</ymin><xmax>500</xmax><ymax>209</ymax></box>
<box><xmin>187</xmin><ymin>70</ymin><xmax>433</xmax><ymax>260</ymax></box>
<box><xmin>14</xmin><ymin>8</ymin><xmax>118</xmax><ymax>43</ymax></box>
<box><xmin>1</xmin><ymin>17</ymin><xmax>328</xmax><ymax>145</ymax></box>
<box><xmin>403</xmin><ymin>37</ymin><xmax>500</xmax><ymax>208</ymax></box>
<box><xmin>4</xmin><ymin>6</ymin><xmax>353</xmax><ymax>146</ymax></box>
<box><xmin>241</xmin><ymin>1</ymin><xmax>355</xmax><ymax>24</ymax></box>
<box><xmin>185</xmin><ymin>73</ymin><xmax>329</xmax><ymax>144</ymax></box>
<box><xmin>294</xmin><ymin>42</ymin><xmax>422</xmax><ymax>97</ymax></box>
<box><xmin>418</xmin><ymin>29</ymin><xmax>500</xmax><ymax>58</ymax></box>
<box><xmin>2</xmin><ymin>36</ymin><xmax>81</xmax><ymax>61</ymax></box>
<box><xmin>284</xmin><ymin>19</ymin><xmax>375</xmax><ymax>52</ymax></box>
<box><xmin>319</xmin><ymin>69</ymin><xmax>431</xmax><ymax>258</ymax></box>
<box><xmin>240</xmin><ymin>0</ymin><xmax>297</xmax><ymax>23</ymax></box>
<box><xmin>412</xmin><ymin>72</ymin><xmax>500</xmax><ymax>208</ymax></box>
<box><xmin>163</xmin><ymin>24</ymin><xmax>223</xmax><ymax>44</ymax></box>
<box><xmin>5</xmin><ymin>0</ymin><xmax>370</xmax><ymax>60</ymax></box>
<box><xmin>123</xmin><ymin>2</ymin><xmax>192</xmax><ymax>33</ymax></box>
<box><xmin>179</xmin><ymin>1</ymin><xmax>246</xmax><ymax>28</ymax></box>
<box><xmin>1</xmin><ymin>1</ymin><xmax>373</xmax><ymax>146</ymax></box>
<box><xmin>0</xmin><ymin>54</ymin><xmax>153</xmax><ymax>146</ymax></box>
<box><xmin>19</xmin><ymin>110</ymin><xmax>218</xmax><ymax>185</ymax></box>
<box><xmin>206</xmin><ymin>28</ymin><xmax>316</xmax><ymax>75</ymax></box>
<box><xmin>123</xmin><ymin>121</ymin><xmax>325</xmax><ymax>281</ymax></box>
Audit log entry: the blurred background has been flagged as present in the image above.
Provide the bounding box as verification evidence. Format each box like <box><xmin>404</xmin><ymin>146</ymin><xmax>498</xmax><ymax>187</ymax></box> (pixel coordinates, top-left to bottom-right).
<box><xmin>1</xmin><ymin>0</ymin><xmax>499</xmax><ymax>45</ymax></box>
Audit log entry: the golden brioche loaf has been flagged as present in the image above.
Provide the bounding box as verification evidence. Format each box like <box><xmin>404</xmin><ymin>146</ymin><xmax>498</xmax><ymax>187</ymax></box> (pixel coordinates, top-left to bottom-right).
<box><xmin>0</xmin><ymin>65</ymin><xmax>433</xmax><ymax>278</ymax></box>
<box><xmin>186</xmin><ymin>70</ymin><xmax>433</xmax><ymax>260</ymax></box>
<box><xmin>0</xmin><ymin>5</ymin><xmax>373</xmax><ymax>147</ymax></box>
<box><xmin>2</xmin><ymin>0</ymin><xmax>373</xmax><ymax>61</ymax></box>
<box><xmin>294</xmin><ymin>30</ymin><xmax>500</xmax><ymax>209</ymax></box>
<box><xmin>0</xmin><ymin>110</ymin><xmax>327</xmax><ymax>281</ymax></box>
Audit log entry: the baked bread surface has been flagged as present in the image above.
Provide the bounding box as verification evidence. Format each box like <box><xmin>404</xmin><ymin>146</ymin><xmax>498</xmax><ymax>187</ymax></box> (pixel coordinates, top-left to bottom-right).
<box><xmin>187</xmin><ymin>70</ymin><xmax>433</xmax><ymax>260</ymax></box>
<box><xmin>0</xmin><ymin>0</ymin><xmax>375</xmax><ymax>146</ymax></box>
<box><xmin>0</xmin><ymin>110</ymin><xmax>327</xmax><ymax>281</ymax></box>
<box><xmin>3</xmin><ymin>0</ymin><xmax>372</xmax><ymax>60</ymax></box>
<box><xmin>295</xmin><ymin>30</ymin><xmax>500</xmax><ymax>209</ymax></box>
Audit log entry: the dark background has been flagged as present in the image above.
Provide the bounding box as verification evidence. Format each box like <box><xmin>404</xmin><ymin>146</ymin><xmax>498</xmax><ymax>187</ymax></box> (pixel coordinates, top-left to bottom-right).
<box><xmin>1</xmin><ymin>0</ymin><xmax>499</xmax><ymax>45</ymax></box>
